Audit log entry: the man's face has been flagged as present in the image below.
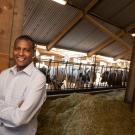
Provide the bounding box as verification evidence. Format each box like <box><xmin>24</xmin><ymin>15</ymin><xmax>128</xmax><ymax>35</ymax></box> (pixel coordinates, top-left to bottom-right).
<box><xmin>13</xmin><ymin>39</ymin><xmax>34</xmax><ymax>71</ymax></box>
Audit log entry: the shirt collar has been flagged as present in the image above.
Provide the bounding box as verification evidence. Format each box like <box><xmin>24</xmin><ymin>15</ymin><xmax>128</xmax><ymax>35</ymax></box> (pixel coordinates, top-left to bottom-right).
<box><xmin>10</xmin><ymin>62</ymin><xmax>35</xmax><ymax>76</ymax></box>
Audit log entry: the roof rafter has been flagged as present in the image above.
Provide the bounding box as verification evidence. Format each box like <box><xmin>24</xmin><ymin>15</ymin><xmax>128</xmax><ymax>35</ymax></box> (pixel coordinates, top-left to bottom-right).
<box><xmin>84</xmin><ymin>15</ymin><xmax>132</xmax><ymax>51</ymax></box>
<box><xmin>113</xmin><ymin>22</ymin><xmax>135</xmax><ymax>60</ymax></box>
<box><xmin>113</xmin><ymin>50</ymin><xmax>130</xmax><ymax>61</ymax></box>
<box><xmin>46</xmin><ymin>13</ymin><xmax>83</xmax><ymax>51</ymax></box>
<box><xmin>87</xmin><ymin>30</ymin><xmax>125</xmax><ymax>56</ymax></box>
<box><xmin>84</xmin><ymin>0</ymin><xmax>98</xmax><ymax>14</ymax></box>
<box><xmin>126</xmin><ymin>22</ymin><xmax>135</xmax><ymax>32</ymax></box>
<box><xmin>47</xmin><ymin>0</ymin><xmax>98</xmax><ymax>51</ymax></box>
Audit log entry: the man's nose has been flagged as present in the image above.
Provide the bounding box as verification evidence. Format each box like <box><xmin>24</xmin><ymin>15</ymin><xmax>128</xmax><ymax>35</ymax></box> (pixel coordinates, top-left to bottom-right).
<box><xmin>18</xmin><ymin>49</ymin><xmax>24</xmax><ymax>55</ymax></box>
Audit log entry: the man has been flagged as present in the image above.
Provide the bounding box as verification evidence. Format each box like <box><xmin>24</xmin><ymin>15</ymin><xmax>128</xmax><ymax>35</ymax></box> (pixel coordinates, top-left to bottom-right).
<box><xmin>0</xmin><ymin>35</ymin><xmax>46</xmax><ymax>135</ymax></box>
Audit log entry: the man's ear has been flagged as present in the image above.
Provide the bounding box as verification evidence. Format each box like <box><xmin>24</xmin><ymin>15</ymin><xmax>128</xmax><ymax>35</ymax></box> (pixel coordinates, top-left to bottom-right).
<box><xmin>32</xmin><ymin>47</ymin><xmax>36</xmax><ymax>56</ymax></box>
<box><xmin>32</xmin><ymin>51</ymin><xmax>35</xmax><ymax>56</ymax></box>
<box><xmin>32</xmin><ymin>48</ymin><xmax>36</xmax><ymax>60</ymax></box>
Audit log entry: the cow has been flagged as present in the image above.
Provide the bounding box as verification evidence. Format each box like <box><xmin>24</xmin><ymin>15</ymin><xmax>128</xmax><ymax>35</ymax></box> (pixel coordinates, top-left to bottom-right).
<box><xmin>39</xmin><ymin>64</ymin><xmax>97</xmax><ymax>90</ymax></box>
<box><xmin>39</xmin><ymin>66</ymin><xmax>65</xmax><ymax>90</ymax></box>
<box><xmin>101</xmin><ymin>69</ymin><xmax>128</xmax><ymax>87</ymax></box>
<box><xmin>80</xmin><ymin>67</ymin><xmax>96</xmax><ymax>88</ymax></box>
<box><xmin>64</xmin><ymin>66</ymin><xmax>83</xmax><ymax>88</ymax></box>
<box><xmin>63</xmin><ymin>64</ymin><xmax>96</xmax><ymax>89</ymax></box>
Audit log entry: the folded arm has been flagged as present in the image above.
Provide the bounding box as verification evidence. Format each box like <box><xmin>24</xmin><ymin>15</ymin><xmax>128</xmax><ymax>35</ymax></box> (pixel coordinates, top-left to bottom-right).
<box><xmin>0</xmin><ymin>76</ymin><xmax>46</xmax><ymax>128</ymax></box>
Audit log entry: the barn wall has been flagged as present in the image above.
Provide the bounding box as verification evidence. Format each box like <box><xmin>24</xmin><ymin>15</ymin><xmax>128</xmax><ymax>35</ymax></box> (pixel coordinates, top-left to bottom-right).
<box><xmin>0</xmin><ymin>53</ymin><xmax>9</xmax><ymax>72</ymax></box>
<box><xmin>9</xmin><ymin>0</ymin><xmax>25</xmax><ymax>66</ymax></box>
<box><xmin>0</xmin><ymin>0</ymin><xmax>24</xmax><ymax>70</ymax></box>
<box><xmin>0</xmin><ymin>0</ymin><xmax>14</xmax><ymax>70</ymax></box>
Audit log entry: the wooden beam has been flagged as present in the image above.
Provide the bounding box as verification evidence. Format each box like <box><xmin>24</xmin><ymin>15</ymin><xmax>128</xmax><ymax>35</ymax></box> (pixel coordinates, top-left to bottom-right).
<box><xmin>47</xmin><ymin>0</ymin><xmax>98</xmax><ymax>51</ymax></box>
<box><xmin>87</xmin><ymin>31</ymin><xmax>125</xmax><ymax>56</ymax></box>
<box><xmin>124</xmin><ymin>38</ymin><xmax>135</xmax><ymax>105</ymax></box>
<box><xmin>126</xmin><ymin>22</ymin><xmax>135</xmax><ymax>32</ymax></box>
<box><xmin>106</xmin><ymin>23</ymin><xmax>135</xmax><ymax>60</ymax></box>
<box><xmin>84</xmin><ymin>15</ymin><xmax>132</xmax><ymax>50</ymax></box>
<box><xmin>84</xmin><ymin>0</ymin><xmax>98</xmax><ymax>14</ymax></box>
<box><xmin>87</xmin><ymin>18</ymin><xmax>135</xmax><ymax>58</ymax></box>
<box><xmin>46</xmin><ymin>13</ymin><xmax>83</xmax><ymax>51</ymax></box>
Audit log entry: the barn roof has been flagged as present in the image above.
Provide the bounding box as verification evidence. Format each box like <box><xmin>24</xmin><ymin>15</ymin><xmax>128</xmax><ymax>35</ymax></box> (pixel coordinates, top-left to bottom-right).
<box><xmin>23</xmin><ymin>0</ymin><xmax>135</xmax><ymax>60</ymax></box>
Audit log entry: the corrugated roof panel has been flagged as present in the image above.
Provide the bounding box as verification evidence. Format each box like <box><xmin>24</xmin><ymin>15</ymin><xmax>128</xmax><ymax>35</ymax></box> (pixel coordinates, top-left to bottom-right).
<box><xmin>98</xmin><ymin>33</ymin><xmax>133</xmax><ymax>57</ymax></box>
<box><xmin>22</xmin><ymin>0</ymin><xmax>133</xmax><ymax>60</ymax></box>
<box><xmin>57</xmin><ymin>19</ymin><xmax>109</xmax><ymax>52</ymax></box>
<box><xmin>90</xmin><ymin>15</ymin><xmax>121</xmax><ymax>33</ymax></box>
<box><xmin>98</xmin><ymin>33</ymin><xmax>133</xmax><ymax>58</ymax></box>
<box><xmin>68</xmin><ymin>0</ymin><xmax>93</xmax><ymax>9</ymax></box>
<box><xmin>23</xmin><ymin>0</ymin><xmax>80</xmax><ymax>44</ymax></box>
<box><xmin>120</xmin><ymin>34</ymin><xmax>134</xmax><ymax>47</ymax></box>
<box><xmin>98</xmin><ymin>42</ymin><xmax>127</xmax><ymax>57</ymax></box>
<box><xmin>110</xmin><ymin>1</ymin><xmax>135</xmax><ymax>28</ymax></box>
<box><xmin>123</xmin><ymin>53</ymin><xmax>131</xmax><ymax>60</ymax></box>
<box><xmin>91</xmin><ymin>0</ymin><xmax>135</xmax><ymax>28</ymax></box>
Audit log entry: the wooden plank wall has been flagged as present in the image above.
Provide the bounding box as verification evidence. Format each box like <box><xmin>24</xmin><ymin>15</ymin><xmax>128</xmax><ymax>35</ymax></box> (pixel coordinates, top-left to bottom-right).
<box><xmin>0</xmin><ymin>0</ymin><xmax>24</xmax><ymax>71</ymax></box>
<box><xmin>0</xmin><ymin>0</ymin><xmax>14</xmax><ymax>70</ymax></box>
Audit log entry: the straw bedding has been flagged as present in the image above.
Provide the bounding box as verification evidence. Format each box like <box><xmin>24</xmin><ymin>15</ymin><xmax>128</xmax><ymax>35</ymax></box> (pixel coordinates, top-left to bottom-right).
<box><xmin>37</xmin><ymin>90</ymin><xmax>135</xmax><ymax>135</ymax></box>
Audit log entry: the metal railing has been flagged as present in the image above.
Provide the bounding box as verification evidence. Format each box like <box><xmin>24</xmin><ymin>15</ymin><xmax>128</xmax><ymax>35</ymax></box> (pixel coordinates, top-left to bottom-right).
<box><xmin>37</xmin><ymin>60</ymin><xmax>129</xmax><ymax>93</ymax></box>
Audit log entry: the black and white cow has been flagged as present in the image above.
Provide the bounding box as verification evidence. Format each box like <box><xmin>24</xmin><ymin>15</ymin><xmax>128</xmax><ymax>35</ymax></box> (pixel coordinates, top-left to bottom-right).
<box><xmin>39</xmin><ymin>64</ymin><xmax>97</xmax><ymax>90</ymax></box>
<box><xmin>101</xmin><ymin>69</ymin><xmax>128</xmax><ymax>87</ymax></box>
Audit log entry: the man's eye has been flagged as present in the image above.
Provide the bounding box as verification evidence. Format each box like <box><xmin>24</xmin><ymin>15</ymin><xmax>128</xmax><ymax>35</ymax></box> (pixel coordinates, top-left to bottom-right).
<box><xmin>24</xmin><ymin>49</ymin><xmax>31</xmax><ymax>52</ymax></box>
<box><xmin>14</xmin><ymin>48</ymin><xmax>31</xmax><ymax>52</ymax></box>
<box><xmin>15</xmin><ymin>48</ymin><xmax>20</xmax><ymax>51</ymax></box>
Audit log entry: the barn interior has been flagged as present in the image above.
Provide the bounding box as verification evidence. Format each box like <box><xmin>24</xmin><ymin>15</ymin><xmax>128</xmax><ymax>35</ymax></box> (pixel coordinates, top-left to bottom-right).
<box><xmin>22</xmin><ymin>0</ymin><xmax>134</xmax><ymax>92</ymax></box>
<box><xmin>0</xmin><ymin>0</ymin><xmax>135</xmax><ymax>134</ymax></box>
<box><xmin>1</xmin><ymin>0</ymin><xmax>135</xmax><ymax>67</ymax></box>
<box><xmin>22</xmin><ymin>0</ymin><xmax>134</xmax><ymax>60</ymax></box>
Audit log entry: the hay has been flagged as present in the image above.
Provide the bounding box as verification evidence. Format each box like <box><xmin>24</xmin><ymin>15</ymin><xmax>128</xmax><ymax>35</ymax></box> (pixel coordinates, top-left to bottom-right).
<box><xmin>37</xmin><ymin>90</ymin><xmax>135</xmax><ymax>135</ymax></box>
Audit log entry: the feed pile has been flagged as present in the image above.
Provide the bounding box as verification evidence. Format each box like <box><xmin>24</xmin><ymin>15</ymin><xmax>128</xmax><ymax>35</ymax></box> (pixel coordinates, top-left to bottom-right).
<box><xmin>37</xmin><ymin>90</ymin><xmax>135</xmax><ymax>135</ymax></box>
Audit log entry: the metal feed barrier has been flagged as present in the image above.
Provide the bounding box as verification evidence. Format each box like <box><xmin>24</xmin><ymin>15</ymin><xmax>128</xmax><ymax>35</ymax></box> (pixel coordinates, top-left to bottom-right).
<box><xmin>37</xmin><ymin>60</ymin><xmax>129</xmax><ymax>95</ymax></box>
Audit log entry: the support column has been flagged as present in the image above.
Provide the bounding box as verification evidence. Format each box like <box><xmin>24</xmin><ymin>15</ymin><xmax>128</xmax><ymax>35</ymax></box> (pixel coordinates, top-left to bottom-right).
<box><xmin>125</xmin><ymin>36</ymin><xmax>135</xmax><ymax>106</ymax></box>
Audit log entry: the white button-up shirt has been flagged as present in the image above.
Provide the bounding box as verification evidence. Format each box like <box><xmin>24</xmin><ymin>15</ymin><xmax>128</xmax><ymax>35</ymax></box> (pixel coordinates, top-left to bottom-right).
<box><xmin>0</xmin><ymin>62</ymin><xmax>46</xmax><ymax>135</ymax></box>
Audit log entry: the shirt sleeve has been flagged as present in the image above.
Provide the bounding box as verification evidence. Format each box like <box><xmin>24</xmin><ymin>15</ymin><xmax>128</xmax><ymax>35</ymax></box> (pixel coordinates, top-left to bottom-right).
<box><xmin>0</xmin><ymin>71</ymin><xmax>6</xmax><ymax>125</ymax></box>
<box><xmin>0</xmin><ymin>100</ymin><xmax>4</xmax><ymax>125</ymax></box>
<box><xmin>0</xmin><ymin>75</ymin><xmax>46</xmax><ymax>128</ymax></box>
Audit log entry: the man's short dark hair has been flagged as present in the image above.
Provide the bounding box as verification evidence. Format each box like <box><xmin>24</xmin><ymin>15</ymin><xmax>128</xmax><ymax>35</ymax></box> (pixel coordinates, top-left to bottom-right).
<box><xmin>14</xmin><ymin>35</ymin><xmax>35</xmax><ymax>50</ymax></box>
